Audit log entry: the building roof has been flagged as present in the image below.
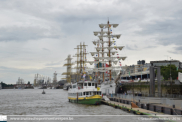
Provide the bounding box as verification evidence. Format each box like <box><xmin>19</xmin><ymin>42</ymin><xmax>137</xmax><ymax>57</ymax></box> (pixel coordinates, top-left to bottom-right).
<box><xmin>150</xmin><ymin>60</ymin><xmax>180</xmax><ymax>63</ymax></box>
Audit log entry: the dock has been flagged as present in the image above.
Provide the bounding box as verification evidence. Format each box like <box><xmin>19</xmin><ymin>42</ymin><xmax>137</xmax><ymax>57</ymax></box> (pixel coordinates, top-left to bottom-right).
<box><xmin>102</xmin><ymin>95</ymin><xmax>182</xmax><ymax>121</ymax></box>
<box><xmin>102</xmin><ymin>100</ymin><xmax>164</xmax><ymax>116</ymax></box>
<box><xmin>107</xmin><ymin>95</ymin><xmax>182</xmax><ymax>115</ymax></box>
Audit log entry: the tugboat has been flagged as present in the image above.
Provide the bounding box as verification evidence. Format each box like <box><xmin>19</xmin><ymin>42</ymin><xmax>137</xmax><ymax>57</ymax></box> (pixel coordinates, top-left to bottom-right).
<box><xmin>68</xmin><ymin>81</ymin><xmax>102</xmax><ymax>105</ymax></box>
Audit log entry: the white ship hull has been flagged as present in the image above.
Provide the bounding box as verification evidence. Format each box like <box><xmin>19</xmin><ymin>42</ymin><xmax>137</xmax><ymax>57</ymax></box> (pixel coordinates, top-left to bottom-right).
<box><xmin>100</xmin><ymin>81</ymin><xmax>116</xmax><ymax>95</ymax></box>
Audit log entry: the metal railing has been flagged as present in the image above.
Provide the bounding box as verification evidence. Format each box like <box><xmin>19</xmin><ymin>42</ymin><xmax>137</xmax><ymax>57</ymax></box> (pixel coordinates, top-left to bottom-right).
<box><xmin>110</xmin><ymin>93</ymin><xmax>182</xmax><ymax>109</ymax></box>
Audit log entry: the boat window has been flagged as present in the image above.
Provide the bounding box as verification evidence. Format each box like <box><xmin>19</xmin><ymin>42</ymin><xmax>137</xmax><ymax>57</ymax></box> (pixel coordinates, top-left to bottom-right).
<box><xmin>88</xmin><ymin>83</ymin><xmax>91</xmax><ymax>86</ymax></box>
<box><xmin>78</xmin><ymin>84</ymin><xmax>83</xmax><ymax>88</ymax></box>
<box><xmin>84</xmin><ymin>83</ymin><xmax>87</xmax><ymax>86</ymax></box>
<box><xmin>98</xmin><ymin>92</ymin><xmax>101</xmax><ymax>95</ymax></box>
<box><xmin>86</xmin><ymin>92</ymin><xmax>89</xmax><ymax>95</ymax></box>
<box><xmin>92</xmin><ymin>83</ymin><xmax>94</xmax><ymax>86</ymax></box>
<box><xmin>96</xmin><ymin>92</ymin><xmax>101</xmax><ymax>95</ymax></box>
<box><xmin>73</xmin><ymin>85</ymin><xmax>76</xmax><ymax>88</ymax></box>
<box><xmin>83</xmin><ymin>92</ymin><xmax>85</xmax><ymax>95</ymax></box>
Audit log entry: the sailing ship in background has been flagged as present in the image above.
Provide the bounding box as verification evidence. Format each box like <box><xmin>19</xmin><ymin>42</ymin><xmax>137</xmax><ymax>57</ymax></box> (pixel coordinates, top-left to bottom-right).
<box><xmin>33</xmin><ymin>73</ymin><xmax>52</xmax><ymax>89</ymax></box>
<box><xmin>86</xmin><ymin>20</ymin><xmax>127</xmax><ymax>95</ymax></box>
<box><xmin>16</xmin><ymin>77</ymin><xmax>25</xmax><ymax>89</ymax></box>
<box><xmin>66</xmin><ymin>43</ymin><xmax>102</xmax><ymax>104</ymax></box>
<box><xmin>62</xmin><ymin>55</ymin><xmax>74</xmax><ymax>90</ymax></box>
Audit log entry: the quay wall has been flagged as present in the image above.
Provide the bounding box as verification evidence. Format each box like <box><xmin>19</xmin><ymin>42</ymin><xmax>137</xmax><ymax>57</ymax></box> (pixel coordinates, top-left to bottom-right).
<box><xmin>124</xmin><ymin>82</ymin><xmax>182</xmax><ymax>96</ymax></box>
<box><xmin>108</xmin><ymin>97</ymin><xmax>182</xmax><ymax>115</ymax></box>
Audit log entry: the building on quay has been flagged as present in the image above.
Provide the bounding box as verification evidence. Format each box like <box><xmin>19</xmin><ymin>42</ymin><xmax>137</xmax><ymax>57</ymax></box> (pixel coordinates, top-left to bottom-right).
<box><xmin>121</xmin><ymin>60</ymin><xmax>182</xmax><ymax>81</ymax></box>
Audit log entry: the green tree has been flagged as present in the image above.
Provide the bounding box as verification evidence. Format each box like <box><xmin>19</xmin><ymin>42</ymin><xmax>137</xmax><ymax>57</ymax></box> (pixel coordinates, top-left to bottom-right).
<box><xmin>1</xmin><ymin>82</ymin><xmax>7</xmax><ymax>88</ymax></box>
<box><xmin>160</xmin><ymin>65</ymin><xmax>182</xmax><ymax>80</ymax></box>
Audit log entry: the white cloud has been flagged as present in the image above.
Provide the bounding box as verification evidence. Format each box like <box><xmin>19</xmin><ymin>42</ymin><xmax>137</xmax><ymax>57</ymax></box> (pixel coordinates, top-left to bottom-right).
<box><xmin>0</xmin><ymin>0</ymin><xmax>182</xmax><ymax>84</ymax></box>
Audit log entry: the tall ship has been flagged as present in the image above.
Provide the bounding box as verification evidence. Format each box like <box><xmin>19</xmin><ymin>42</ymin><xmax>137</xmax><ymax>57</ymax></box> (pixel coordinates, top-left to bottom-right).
<box><xmin>16</xmin><ymin>77</ymin><xmax>25</xmax><ymax>89</ymax></box>
<box><xmin>67</xmin><ymin>42</ymin><xmax>102</xmax><ymax>105</ymax></box>
<box><xmin>67</xmin><ymin>20</ymin><xmax>126</xmax><ymax>104</ymax></box>
<box><xmin>62</xmin><ymin>55</ymin><xmax>74</xmax><ymax>90</ymax></box>
<box><xmin>33</xmin><ymin>74</ymin><xmax>51</xmax><ymax>89</ymax></box>
<box><xmin>86</xmin><ymin>20</ymin><xmax>127</xmax><ymax>95</ymax></box>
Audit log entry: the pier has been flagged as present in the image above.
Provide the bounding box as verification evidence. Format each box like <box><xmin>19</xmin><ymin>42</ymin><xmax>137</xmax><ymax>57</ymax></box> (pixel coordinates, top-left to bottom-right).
<box><xmin>102</xmin><ymin>94</ymin><xmax>182</xmax><ymax>116</ymax></box>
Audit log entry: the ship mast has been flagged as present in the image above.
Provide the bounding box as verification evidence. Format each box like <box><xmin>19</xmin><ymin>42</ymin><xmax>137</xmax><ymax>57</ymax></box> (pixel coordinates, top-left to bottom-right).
<box><xmin>62</xmin><ymin>55</ymin><xmax>74</xmax><ymax>84</ymax></box>
<box><xmin>53</xmin><ymin>71</ymin><xmax>57</xmax><ymax>86</ymax></box>
<box><xmin>97</xmin><ymin>41</ymin><xmax>100</xmax><ymax>84</ymax></box>
<box><xmin>108</xmin><ymin>20</ymin><xmax>111</xmax><ymax>82</ymax></box>
<box><xmin>91</xmin><ymin>21</ymin><xmax>127</xmax><ymax>83</ymax></box>
<box><xmin>73</xmin><ymin>45</ymin><xmax>80</xmax><ymax>82</ymax></box>
<box><xmin>73</xmin><ymin>42</ymin><xmax>88</xmax><ymax>81</ymax></box>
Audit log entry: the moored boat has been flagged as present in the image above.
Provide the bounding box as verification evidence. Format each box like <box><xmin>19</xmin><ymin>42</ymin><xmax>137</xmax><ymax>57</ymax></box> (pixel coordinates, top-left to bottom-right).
<box><xmin>89</xmin><ymin>20</ymin><xmax>127</xmax><ymax>95</ymax></box>
<box><xmin>68</xmin><ymin>81</ymin><xmax>102</xmax><ymax>105</ymax></box>
<box><xmin>63</xmin><ymin>83</ymin><xmax>71</xmax><ymax>90</ymax></box>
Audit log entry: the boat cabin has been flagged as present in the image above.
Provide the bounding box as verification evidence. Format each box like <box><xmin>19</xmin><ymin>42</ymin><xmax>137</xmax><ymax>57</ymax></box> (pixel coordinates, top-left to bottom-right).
<box><xmin>71</xmin><ymin>81</ymin><xmax>98</xmax><ymax>90</ymax></box>
<box><xmin>68</xmin><ymin>81</ymin><xmax>101</xmax><ymax>98</ymax></box>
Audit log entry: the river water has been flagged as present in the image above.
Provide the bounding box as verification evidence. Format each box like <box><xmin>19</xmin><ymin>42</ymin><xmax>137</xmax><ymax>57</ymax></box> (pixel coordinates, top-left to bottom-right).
<box><xmin>0</xmin><ymin>89</ymin><xmax>161</xmax><ymax>122</ymax></box>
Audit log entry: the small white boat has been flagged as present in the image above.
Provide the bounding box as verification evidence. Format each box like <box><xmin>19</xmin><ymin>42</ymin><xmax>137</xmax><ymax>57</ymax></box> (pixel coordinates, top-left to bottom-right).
<box><xmin>42</xmin><ymin>89</ymin><xmax>46</xmax><ymax>94</ymax></box>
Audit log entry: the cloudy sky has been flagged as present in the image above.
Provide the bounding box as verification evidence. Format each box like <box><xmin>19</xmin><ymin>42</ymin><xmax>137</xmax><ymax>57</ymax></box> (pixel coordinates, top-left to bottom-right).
<box><xmin>0</xmin><ymin>0</ymin><xmax>182</xmax><ymax>84</ymax></box>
